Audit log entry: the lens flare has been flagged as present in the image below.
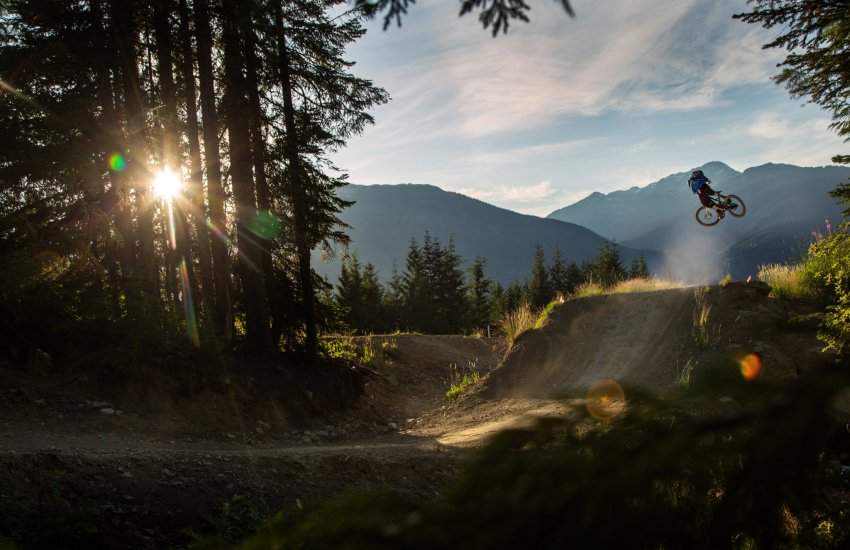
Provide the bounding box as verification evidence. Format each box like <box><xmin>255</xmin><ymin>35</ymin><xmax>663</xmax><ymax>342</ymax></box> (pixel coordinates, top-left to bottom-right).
<box><xmin>739</xmin><ymin>353</ymin><xmax>762</xmax><ymax>381</ymax></box>
<box><xmin>108</xmin><ymin>153</ymin><xmax>127</xmax><ymax>172</ymax></box>
<box><xmin>251</xmin><ymin>211</ymin><xmax>283</xmax><ymax>239</ymax></box>
<box><xmin>586</xmin><ymin>379</ymin><xmax>626</xmax><ymax>420</ymax></box>
<box><xmin>180</xmin><ymin>258</ymin><xmax>200</xmax><ymax>347</ymax></box>
<box><xmin>153</xmin><ymin>168</ymin><xmax>182</xmax><ymax>199</ymax></box>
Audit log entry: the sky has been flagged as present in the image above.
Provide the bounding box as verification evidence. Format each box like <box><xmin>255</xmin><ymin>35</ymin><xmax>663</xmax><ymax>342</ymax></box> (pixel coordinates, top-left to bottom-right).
<box><xmin>329</xmin><ymin>0</ymin><xmax>847</xmax><ymax>217</ymax></box>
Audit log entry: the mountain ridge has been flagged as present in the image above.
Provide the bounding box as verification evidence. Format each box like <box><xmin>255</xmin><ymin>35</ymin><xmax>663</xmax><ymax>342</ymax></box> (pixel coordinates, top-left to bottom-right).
<box><xmin>313</xmin><ymin>183</ymin><xmax>658</xmax><ymax>285</ymax></box>
<box><xmin>546</xmin><ymin>161</ymin><xmax>848</xmax><ymax>280</ymax></box>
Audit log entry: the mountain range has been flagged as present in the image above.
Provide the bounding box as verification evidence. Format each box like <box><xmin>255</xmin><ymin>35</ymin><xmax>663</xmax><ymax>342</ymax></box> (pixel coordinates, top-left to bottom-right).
<box><xmin>313</xmin><ymin>184</ymin><xmax>657</xmax><ymax>285</ymax></box>
<box><xmin>313</xmin><ymin>162</ymin><xmax>848</xmax><ymax>286</ymax></box>
<box><xmin>547</xmin><ymin>161</ymin><xmax>849</xmax><ymax>281</ymax></box>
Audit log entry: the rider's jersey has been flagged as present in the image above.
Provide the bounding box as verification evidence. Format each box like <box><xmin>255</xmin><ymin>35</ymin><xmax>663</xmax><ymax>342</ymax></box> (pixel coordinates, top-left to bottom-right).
<box><xmin>689</xmin><ymin>176</ymin><xmax>710</xmax><ymax>193</ymax></box>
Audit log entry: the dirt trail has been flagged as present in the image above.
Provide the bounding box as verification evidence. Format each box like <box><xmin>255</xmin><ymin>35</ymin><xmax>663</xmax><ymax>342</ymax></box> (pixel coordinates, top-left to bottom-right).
<box><xmin>0</xmin><ymin>283</ymin><xmax>833</xmax><ymax>547</ymax></box>
<box><xmin>427</xmin><ymin>282</ymin><xmax>832</xmax><ymax>443</ymax></box>
<box><xmin>482</xmin><ymin>288</ymin><xmax>696</xmax><ymax>399</ymax></box>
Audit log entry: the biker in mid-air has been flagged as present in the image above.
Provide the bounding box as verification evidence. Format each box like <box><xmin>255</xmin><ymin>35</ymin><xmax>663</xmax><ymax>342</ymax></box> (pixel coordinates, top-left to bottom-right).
<box><xmin>688</xmin><ymin>169</ymin><xmax>724</xmax><ymax>218</ymax></box>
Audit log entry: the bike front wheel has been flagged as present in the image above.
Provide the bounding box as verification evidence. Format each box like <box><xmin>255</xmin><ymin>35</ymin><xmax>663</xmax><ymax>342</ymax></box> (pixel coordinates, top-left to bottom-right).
<box><xmin>696</xmin><ymin>206</ymin><xmax>720</xmax><ymax>226</ymax></box>
<box><xmin>724</xmin><ymin>194</ymin><xmax>746</xmax><ymax>217</ymax></box>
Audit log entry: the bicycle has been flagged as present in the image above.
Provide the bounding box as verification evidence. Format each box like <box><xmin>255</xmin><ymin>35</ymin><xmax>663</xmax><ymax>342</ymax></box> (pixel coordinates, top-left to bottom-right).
<box><xmin>695</xmin><ymin>192</ymin><xmax>746</xmax><ymax>227</ymax></box>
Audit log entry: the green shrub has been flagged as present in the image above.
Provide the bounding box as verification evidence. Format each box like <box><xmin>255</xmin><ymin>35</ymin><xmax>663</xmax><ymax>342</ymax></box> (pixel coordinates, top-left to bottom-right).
<box><xmin>446</xmin><ymin>370</ymin><xmax>480</xmax><ymax>400</ymax></box>
<box><xmin>758</xmin><ymin>263</ymin><xmax>818</xmax><ymax>302</ymax></box>
<box><xmin>801</xmin><ymin>222</ymin><xmax>850</xmax><ymax>355</ymax></box>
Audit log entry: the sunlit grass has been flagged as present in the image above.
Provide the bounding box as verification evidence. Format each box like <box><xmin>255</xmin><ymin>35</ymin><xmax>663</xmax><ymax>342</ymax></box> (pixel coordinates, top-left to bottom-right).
<box><xmin>692</xmin><ymin>287</ymin><xmax>712</xmax><ymax>350</ymax></box>
<box><xmin>497</xmin><ymin>303</ymin><xmax>537</xmax><ymax>347</ymax></box>
<box><xmin>497</xmin><ymin>298</ymin><xmax>565</xmax><ymax>349</ymax></box>
<box><xmin>610</xmin><ymin>277</ymin><xmax>686</xmax><ymax>294</ymax></box>
<box><xmin>758</xmin><ymin>263</ymin><xmax>817</xmax><ymax>302</ymax></box>
<box><xmin>574</xmin><ymin>280</ymin><xmax>605</xmax><ymax>298</ymax></box>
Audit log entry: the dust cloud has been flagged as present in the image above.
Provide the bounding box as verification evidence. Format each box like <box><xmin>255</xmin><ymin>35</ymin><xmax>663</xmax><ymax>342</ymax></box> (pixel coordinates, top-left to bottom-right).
<box><xmin>660</xmin><ymin>228</ymin><xmax>728</xmax><ymax>284</ymax></box>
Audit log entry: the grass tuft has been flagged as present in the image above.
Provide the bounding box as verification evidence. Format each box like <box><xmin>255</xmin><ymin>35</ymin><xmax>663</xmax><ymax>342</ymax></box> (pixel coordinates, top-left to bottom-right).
<box><xmin>610</xmin><ymin>277</ymin><xmax>685</xmax><ymax>294</ymax></box>
<box><xmin>497</xmin><ymin>303</ymin><xmax>537</xmax><ymax>346</ymax></box>
<box><xmin>758</xmin><ymin>263</ymin><xmax>817</xmax><ymax>302</ymax></box>
<box><xmin>574</xmin><ymin>280</ymin><xmax>605</xmax><ymax>298</ymax></box>
<box><xmin>692</xmin><ymin>287</ymin><xmax>712</xmax><ymax>350</ymax></box>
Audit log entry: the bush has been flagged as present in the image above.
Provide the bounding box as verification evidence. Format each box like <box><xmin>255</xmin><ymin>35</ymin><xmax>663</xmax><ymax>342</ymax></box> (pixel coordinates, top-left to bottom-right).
<box><xmin>758</xmin><ymin>263</ymin><xmax>818</xmax><ymax>302</ymax></box>
<box><xmin>801</xmin><ymin>222</ymin><xmax>850</xmax><ymax>355</ymax></box>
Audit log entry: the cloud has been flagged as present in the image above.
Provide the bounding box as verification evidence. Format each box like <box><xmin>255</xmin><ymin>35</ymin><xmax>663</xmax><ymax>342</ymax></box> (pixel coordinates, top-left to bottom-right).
<box><xmin>744</xmin><ymin>112</ymin><xmax>843</xmax><ymax>165</ymax></box>
<box><xmin>456</xmin><ymin>182</ymin><xmax>595</xmax><ymax>216</ymax></box>
<box><xmin>459</xmin><ymin>180</ymin><xmax>557</xmax><ymax>203</ymax></box>
<box><xmin>351</xmin><ymin>0</ymin><xmax>786</xmax><ymax>147</ymax></box>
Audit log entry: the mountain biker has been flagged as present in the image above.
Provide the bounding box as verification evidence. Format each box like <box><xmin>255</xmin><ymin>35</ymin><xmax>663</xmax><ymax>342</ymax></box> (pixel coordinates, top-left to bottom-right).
<box><xmin>688</xmin><ymin>169</ymin><xmax>724</xmax><ymax>218</ymax></box>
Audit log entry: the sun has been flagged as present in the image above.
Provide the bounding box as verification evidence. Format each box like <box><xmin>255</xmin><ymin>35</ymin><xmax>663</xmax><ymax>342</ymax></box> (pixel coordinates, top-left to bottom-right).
<box><xmin>153</xmin><ymin>167</ymin><xmax>181</xmax><ymax>199</ymax></box>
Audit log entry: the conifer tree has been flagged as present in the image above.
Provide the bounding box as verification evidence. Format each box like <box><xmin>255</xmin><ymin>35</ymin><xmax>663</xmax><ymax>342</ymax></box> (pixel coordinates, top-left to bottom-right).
<box><xmin>467</xmin><ymin>256</ymin><xmax>493</xmax><ymax>332</ymax></box>
<box><xmin>586</xmin><ymin>241</ymin><xmax>627</xmax><ymax>289</ymax></box>
<box><xmin>488</xmin><ymin>282</ymin><xmax>506</xmax><ymax>322</ymax></box>
<box><xmin>433</xmin><ymin>236</ymin><xmax>467</xmax><ymax>333</ymax></box>
<box><xmin>549</xmin><ymin>247</ymin><xmax>570</xmax><ymax>298</ymax></box>
<box><xmin>736</xmin><ymin>1</ymin><xmax>850</xmax><ymax>212</ymax></box>
<box><xmin>399</xmin><ymin>237</ymin><xmax>431</xmax><ymax>331</ymax></box>
<box><xmin>525</xmin><ymin>243</ymin><xmax>552</xmax><ymax>309</ymax></box>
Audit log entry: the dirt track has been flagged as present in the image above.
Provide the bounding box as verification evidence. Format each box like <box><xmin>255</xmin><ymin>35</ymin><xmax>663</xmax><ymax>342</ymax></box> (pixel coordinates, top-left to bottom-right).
<box><xmin>0</xmin><ymin>283</ymin><xmax>834</xmax><ymax>547</ymax></box>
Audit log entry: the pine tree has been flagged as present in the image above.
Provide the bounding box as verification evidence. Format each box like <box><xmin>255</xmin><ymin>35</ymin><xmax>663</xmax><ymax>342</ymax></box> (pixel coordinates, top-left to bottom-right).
<box><xmin>736</xmin><ymin>2</ymin><xmax>850</xmax><ymax>214</ymax></box>
<box><xmin>334</xmin><ymin>253</ymin><xmax>383</xmax><ymax>334</ymax></box>
<box><xmin>587</xmin><ymin>241</ymin><xmax>627</xmax><ymax>289</ymax></box>
<box><xmin>525</xmin><ymin>243</ymin><xmax>552</xmax><ymax>309</ymax></box>
<box><xmin>489</xmin><ymin>282</ymin><xmax>507</xmax><ymax>324</ymax></box>
<box><xmin>566</xmin><ymin>261</ymin><xmax>584</xmax><ymax>294</ymax></box>
<box><xmin>399</xmin><ymin>237</ymin><xmax>431</xmax><ymax>331</ymax></box>
<box><xmin>433</xmin><ymin>237</ymin><xmax>467</xmax><ymax>334</ymax></box>
<box><xmin>193</xmin><ymin>0</ymin><xmax>233</xmax><ymax>340</ymax></box>
<box><xmin>467</xmin><ymin>256</ymin><xmax>492</xmax><ymax>332</ymax></box>
<box><xmin>505</xmin><ymin>281</ymin><xmax>525</xmax><ymax>312</ymax></box>
<box><xmin>270</xmin><ymin>0</ymin><xmax>389</xmax><ymax>357</ymax></box>
<box><xmin>549</xmin><ymin>247</ymin><xmax>569</xmax><ymax>298</ymax></box>
<box><xmin>222</xmin><ymin>0</ymin><xmax>271</xmax><ymax>352</ymax></box>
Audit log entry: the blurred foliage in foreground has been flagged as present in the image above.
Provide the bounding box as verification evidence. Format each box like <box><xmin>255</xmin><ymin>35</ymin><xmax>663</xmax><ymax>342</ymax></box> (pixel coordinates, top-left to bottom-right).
<box><xmin>195</xmin><ymin>360</ymin><xmax>850</xmax><ymax>549</ymax></box>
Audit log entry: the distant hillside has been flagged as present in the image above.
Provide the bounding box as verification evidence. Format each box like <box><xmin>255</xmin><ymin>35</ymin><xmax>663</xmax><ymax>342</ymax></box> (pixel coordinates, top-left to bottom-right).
<box><xmin>547</xmin><ymin>162</ymin><xmax>849</xmax><ymax>281</ymax></box>
<box><xmin>313</xmin><ymin>184</ymin><xmax>657</xmax><ymax>285</ymax></box>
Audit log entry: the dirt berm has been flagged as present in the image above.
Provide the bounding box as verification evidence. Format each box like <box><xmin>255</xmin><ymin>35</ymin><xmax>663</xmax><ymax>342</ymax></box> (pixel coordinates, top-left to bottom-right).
<box><xmin>424</xmin><ymin>282</ymin><xmax>838</xmax><ymax>443</ymax></box>
<box><xmin>482</xmin><ymin>282</ymin><xmax>831</xmax><ymax>398</ymax></box>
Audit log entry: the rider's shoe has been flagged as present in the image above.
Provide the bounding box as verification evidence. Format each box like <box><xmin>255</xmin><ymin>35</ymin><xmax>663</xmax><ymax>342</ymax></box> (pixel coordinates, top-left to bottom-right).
<box><xmin>718</xmin><ymin>210</ymin><xmax>725</xmax><ymax>219</ymax></box>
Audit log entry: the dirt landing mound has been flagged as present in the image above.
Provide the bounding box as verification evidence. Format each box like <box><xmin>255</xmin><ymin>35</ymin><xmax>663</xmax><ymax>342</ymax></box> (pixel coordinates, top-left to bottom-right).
<box><xmin>476</xmin><ymin>283</ymin><xmax>829</xmax><ymax>401</ymax></box>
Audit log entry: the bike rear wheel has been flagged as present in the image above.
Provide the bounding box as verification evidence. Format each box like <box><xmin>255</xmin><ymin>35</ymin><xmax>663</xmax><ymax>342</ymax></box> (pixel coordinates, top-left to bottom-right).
<box><xmin>725</xmin><ymin>194</ymin><xmax>746</xmax><ymax>217</ymax></box>
<box><xmin>696</xmin><ymin>206</ymin><xmax>720</xmax><ymax>226</ymax></box>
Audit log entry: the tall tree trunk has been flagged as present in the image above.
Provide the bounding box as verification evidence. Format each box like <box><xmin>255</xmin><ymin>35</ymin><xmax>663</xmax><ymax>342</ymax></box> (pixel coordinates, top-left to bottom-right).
<box><xmin>240</xmin><ymin>2</ymin><xmax>277</xmax><ymax>348</ymax></box>
<box><xmin>194</xmin><ymin>0</ymin><xmax>233</xmax><ymax>340</ymax></box>
<box><xmin>221</xmin><ymin>0</ymin><xmax>271</xmax><ymax>352</ymax></box>
<box><xmin>154</xmin><ymin>0</ymin><xmax>200</xmax><ymax>341</ymax></box>
<box><xmin>273</xmin><ymin>1</ymin><xmax>318</xmax><ymax>359</ymax></box>
<box><xmin>177</xmin><ymin>0</ymin><xmax>216</xmax><ymax>330</ymax></box>
<box><xmin>111</xmin><ymin>0</ymin><xmax>159</xmax><ymax>305</ymax></box>
<box><xmin>92</xmin><ymin>0</ymin><xmax>137</xmax><ymax>315</ymax></box>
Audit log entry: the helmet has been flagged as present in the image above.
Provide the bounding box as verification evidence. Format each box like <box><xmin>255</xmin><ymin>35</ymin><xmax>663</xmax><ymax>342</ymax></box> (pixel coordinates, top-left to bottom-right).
<box><xmin>692</xmin><ymin>170</ymin><xmax>704</xmax><ymax>178</ymax></box>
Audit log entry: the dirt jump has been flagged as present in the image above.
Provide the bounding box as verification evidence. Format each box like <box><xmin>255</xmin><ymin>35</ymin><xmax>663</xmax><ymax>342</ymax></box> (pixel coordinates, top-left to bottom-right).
<box><xmin>0</xmin><ymin>282</ymin><xmax>835</xmax><ymax>547</ymax></box>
